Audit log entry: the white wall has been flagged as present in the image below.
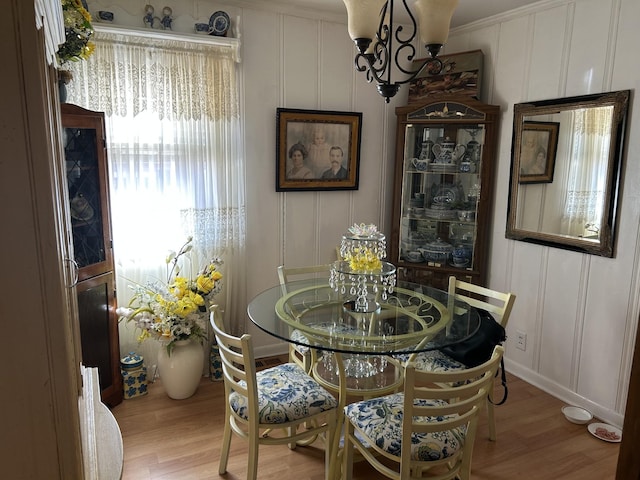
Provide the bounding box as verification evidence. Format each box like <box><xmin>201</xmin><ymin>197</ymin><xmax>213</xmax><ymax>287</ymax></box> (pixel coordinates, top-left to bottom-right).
<box><xmin>90</xmin><ymin>0</ymin><xmax>640</xmax><ymax>427</ymax></box>
<box><xmin>447</xmin><ymin>0</ymin><xmax>640</xmax><ymax>427</ymax></box>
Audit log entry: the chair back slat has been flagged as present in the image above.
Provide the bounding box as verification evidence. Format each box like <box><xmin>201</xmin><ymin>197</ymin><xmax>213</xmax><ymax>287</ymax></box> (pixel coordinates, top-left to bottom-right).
<box><xmin>448</xmin><ymin>276</ymin><xmax>516</xmax><ymax>328</ymax></box>
<box><xmin>400</xmin><ymin>346</ymin><xmax>504</xmax><ymax>470</ymax></box>
<box><xmin>277</xmin><ymin>264</ymin><xmax>332</xmax><ymax>294</ymax></box>
<box><xmin>210</xmin><ymin>310</ymin><xmax>258</xmax><ymax>407</ymax></box>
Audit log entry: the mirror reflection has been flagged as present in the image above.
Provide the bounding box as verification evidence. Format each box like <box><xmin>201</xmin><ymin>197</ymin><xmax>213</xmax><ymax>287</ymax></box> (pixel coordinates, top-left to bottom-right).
<box><xmin>506</xmin><ymin>90</ymin><xmax>630</xmax><ymax>257</ymax></box>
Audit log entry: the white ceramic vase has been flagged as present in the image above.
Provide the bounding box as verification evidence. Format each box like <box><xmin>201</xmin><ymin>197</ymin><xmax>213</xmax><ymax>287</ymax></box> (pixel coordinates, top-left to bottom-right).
<box><xmin>157</xmin><ymin>339</ymin><xmax>204</xmax><ymax>399</ymax></box>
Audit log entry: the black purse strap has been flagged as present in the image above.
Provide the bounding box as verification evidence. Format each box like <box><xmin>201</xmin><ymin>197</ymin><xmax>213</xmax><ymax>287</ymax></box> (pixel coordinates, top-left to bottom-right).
<box><xmin>489</xmin><ymin>357</ymin><xmax>508</xmax><ymax>406</ymax></box>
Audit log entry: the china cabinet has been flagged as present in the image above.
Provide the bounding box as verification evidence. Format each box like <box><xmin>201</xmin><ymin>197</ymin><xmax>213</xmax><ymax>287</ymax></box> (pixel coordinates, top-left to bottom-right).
<box><xmin>61</xmin><ymin>104</ymin><xmax>122</xmax><ymax>407</ymax></box>
<box><xmin>390</xmin><ymin>96</ymin><xmax>500</xmax><ymax>290</ymax></box>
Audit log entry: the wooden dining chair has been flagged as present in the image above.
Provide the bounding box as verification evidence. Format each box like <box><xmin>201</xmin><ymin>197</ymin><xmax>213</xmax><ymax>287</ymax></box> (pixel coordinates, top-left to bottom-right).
<box><xmin>277</xmin><ymin>264</ymin><xmax>333</xmax><ymax>373</ymax></box>
<box><xmin>210</xmin><ymin>310</ymin><xmax>338</xmax><ymax>480</ymax></box>
<box><xmin>402</xmin><ymin>275</ymin><xmax>515</xmax><ymax>441</ymax></box>
<box><xmin>343</xmin><ymin>345</ymin><xmax>505</xmax><ymax>480</ymax></box>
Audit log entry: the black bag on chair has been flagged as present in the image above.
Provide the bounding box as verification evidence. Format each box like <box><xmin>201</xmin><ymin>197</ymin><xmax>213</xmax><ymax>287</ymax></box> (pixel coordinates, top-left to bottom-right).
<box><xmin>440</xmin><ymin>308</ymin><xmax>508</xmax><ymax>405</ymax></box>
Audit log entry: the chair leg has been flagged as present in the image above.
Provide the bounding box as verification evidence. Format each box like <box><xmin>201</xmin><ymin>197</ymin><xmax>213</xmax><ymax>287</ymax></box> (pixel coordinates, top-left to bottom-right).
<box><xmin>487</xmin><ymin>377</ymin><xmax>497</xmax><ymax>441</ymax></box>
<box><xmin>248</xmin><ymin>427</ymin><xmax>259</xmax><ymax>480</ymax></box>
<box><xmin>218</xmin><ymin>414</ymin><xmax>232</xmax><ymax>474</ymax></box>
<box><xmin>487</xmin><ymin>402</ymin><xmax>497</xmax><ymax>441</ymax></box>
<box><xmin>343</xmin><ymin>422</ymin><xmax>355</xmax><ymax>480</ymax></box>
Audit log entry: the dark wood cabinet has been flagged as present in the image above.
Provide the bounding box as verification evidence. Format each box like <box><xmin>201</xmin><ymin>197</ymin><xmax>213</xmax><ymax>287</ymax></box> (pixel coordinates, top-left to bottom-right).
<box><xmin>61</xmin><ymin>104</ymin><xmax>122</xmax><ymax>407</ymax></box>
<box><xmin>390</xmin><ymin>96</ymin><xmax>500</xmax><ymax>289</ymax></box>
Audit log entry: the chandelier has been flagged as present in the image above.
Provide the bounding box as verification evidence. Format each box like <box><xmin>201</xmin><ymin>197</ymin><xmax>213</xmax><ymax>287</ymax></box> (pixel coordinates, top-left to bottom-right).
<box><xmin>342</xmin><ymin>0</ymin><xmax>458</xmax><ymax>102</ymax></box>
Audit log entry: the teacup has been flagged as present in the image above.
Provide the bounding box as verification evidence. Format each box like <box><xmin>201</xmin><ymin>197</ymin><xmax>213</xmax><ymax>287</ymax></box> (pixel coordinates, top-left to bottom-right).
<box><xmin>405</xmin><ymin>251</ymin><xmax>423</xmax><ymax>262</ymax></box>
<box><xmin>195</xmin><ymin>23</ymin><xmax>211</xmax><ymax>34</ymax></box>
<box><xmin>459</xmin><ymin>160</ymin><xmax>476</xmax><ymax>173</ymax></box>
<box><xmin>457</xmin><ymin>210</ymin><xmax>475</xmax><ymax>222</ymax></box>
<box><xmin>452</xmin><ymin>255</ymin><xmax>468</xmax><ymax>267</ymax></box>
<box><xmin>411</xmin><ymin>158</ymin><xmax>429</xmax><ymax>171</ymax></box>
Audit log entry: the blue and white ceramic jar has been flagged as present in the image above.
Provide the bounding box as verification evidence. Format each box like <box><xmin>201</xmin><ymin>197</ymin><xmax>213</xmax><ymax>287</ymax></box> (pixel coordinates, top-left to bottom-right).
<box><xmin>120</xmin><ymin>352</ymin><xmax>148</xmax><ymax>399</ymax></box>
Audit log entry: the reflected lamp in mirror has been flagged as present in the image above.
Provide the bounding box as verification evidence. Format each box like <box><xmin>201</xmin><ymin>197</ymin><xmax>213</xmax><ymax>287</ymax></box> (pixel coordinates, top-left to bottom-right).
<box><xmin>506</xmin><ymin>90</ymin><xmax>630</xmax><ymax>257</ymax></box>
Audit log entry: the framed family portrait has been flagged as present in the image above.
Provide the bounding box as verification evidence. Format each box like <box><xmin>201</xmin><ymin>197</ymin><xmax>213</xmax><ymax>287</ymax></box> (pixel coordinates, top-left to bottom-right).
<box><xmin>518</xmin><ymin>121</ymin><xmax>560</xmax><ymax>184</ymax></box>
<box><xmin>276</xmin><ymin>108</ymin><xmax>362</xmax><ymax>191</ymax></box>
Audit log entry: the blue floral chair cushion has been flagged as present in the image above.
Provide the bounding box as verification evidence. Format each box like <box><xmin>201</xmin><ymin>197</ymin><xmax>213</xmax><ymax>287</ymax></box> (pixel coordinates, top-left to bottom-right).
<box><xmin>395</xmin><ymin>350</ymin><xmax>466</xmax><ymax>372</ymax></box>
<box><xmin>344</xmin><ymin>392</ymin><xmax>466</xmax><ymax>461</ymax></box>
<box><xmin>230</xmin><ymin>363</ymin><xmax>338</xmax><ymax>424</ymax></box>
<box><xmin>291</xmin><ymin>322</ymin><xmax>359</xmax><ymax>355</ymax></box>
<box><xmin>290</xmin><ymin>329</ymin><xmax>311</xmax><ymax>355</ymax></box>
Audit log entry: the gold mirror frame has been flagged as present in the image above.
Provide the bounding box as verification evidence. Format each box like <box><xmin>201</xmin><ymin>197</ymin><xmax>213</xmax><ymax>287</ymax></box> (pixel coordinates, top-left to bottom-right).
<box><xmin>506</xmin><ymin>90</ymin><xmax>630</xmax><ymax>257</ymax></box>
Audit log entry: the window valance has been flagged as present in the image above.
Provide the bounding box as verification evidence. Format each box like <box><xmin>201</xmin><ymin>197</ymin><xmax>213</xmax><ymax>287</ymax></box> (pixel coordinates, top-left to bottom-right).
<box><xmin>66</xmin><ymin>25</ymin><xmax>240</xmax><ymax>121</ymax></box>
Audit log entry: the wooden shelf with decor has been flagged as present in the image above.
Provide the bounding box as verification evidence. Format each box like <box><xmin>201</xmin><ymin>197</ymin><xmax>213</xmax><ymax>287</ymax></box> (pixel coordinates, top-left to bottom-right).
<box><xmin>61</xmin><ymin>104</ymin><xmax>122</xmax><ymax>407</ymax></box>
<box><xmin>389</xmin><ymin>96</ymin><xmax>500</xmax><ymax>290</ymax></box>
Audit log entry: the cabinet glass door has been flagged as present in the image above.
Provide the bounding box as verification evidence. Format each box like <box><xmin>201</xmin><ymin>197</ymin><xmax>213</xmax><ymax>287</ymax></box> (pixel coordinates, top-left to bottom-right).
<box><xmin>62</xmin><ymin>121</ymin><xmax>111</xmax><ymax>281</ymax></box>
<box><xmin>398</xmin><ymin>123</ymin><xmax>485</xmax><ymax>270</ymax></box>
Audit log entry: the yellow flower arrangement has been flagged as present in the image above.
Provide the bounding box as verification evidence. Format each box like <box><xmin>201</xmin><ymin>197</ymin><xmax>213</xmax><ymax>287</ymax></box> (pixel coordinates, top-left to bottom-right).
<box><xmin>117</xmin><ymin>238</ymin><xmax>223</xmax><ymax>354</ymax></box>
<box><xmin>346</xmin><ymin>247</ymin><xmax>383</xmax><ymax>272</ymax></box>
<box><xmin>57</xmin><ymin>0</ymin><xmax>95</xmax><ymax>64</ymax></box>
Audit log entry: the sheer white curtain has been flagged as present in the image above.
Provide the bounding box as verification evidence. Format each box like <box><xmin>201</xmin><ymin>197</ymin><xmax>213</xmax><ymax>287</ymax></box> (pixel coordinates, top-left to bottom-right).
<box><xmin>66</xmin><ymin>29</ymin><xmax>247</xmax><ymax>361</ymax></box>
<box><xmin>560</xmin><ymin>107</ymin><xmax>612</xmax><ymax>238</ymax></box>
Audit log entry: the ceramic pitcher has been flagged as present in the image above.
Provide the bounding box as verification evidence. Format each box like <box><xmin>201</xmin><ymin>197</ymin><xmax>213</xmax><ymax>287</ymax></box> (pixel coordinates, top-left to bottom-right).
<box><xmin>432</xmin><ymin>138</ymin><xmax>466</xmax><ymax>164</ymax></box>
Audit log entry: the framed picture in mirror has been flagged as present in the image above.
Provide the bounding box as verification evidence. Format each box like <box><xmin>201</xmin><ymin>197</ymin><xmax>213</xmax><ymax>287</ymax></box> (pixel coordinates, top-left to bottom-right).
<box><xmin>518</xmin><ymin>121</ymin><xmax>559</xmax><ymax>184</ymax></box>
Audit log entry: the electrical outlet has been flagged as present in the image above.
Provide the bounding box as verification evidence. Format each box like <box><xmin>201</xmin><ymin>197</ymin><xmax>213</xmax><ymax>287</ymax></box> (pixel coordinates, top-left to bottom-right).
<box><xmin>516</xmin><ymin>330</ymin><xmax>527</xmax><ymax>351</ymax></box>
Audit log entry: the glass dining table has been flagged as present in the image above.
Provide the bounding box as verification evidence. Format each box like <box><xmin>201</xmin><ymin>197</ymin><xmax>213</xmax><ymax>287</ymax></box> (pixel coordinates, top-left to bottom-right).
<box><xmin>247</xmin><ymin>277</ymin><xmax>481</xmax><ymax>479</ymax></box>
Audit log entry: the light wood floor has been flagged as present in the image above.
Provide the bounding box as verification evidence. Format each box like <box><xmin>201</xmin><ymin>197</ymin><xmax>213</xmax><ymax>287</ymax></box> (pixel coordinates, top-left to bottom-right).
<box><xmin>112</xmin><ymin>365</ymin><xmax>619</xmax><ymax>479</ymax></box>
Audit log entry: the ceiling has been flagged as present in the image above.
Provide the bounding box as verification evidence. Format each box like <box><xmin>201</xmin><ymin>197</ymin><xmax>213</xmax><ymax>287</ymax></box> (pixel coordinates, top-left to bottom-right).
<box><xmin>275</xmin><ymin>0</ymin><xmax>542</xmax><ymax>27</ymax></box>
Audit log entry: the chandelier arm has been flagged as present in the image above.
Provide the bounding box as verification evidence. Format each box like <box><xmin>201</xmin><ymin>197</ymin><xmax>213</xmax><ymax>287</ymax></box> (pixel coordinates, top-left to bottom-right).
<box><xmin>346</xmin><ymin>0</ymin><xmax>451</xmax><ymax>102</ymax></box>
<box><xmin>394</xmin><ymin>0</ymin><xmax>418</xmax><ymax>45</ymax></box>
<box><xmin>393</xmin><ymin>41</ymin><xmax>418</xmax><ymax>74</ymax></box>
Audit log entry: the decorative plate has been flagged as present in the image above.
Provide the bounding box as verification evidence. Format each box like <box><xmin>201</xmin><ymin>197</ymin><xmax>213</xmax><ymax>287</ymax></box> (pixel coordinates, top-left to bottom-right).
<box><xmin>209</xmin><ymin>11</ymin><xmax>230</xmax><ymax>36</ymax></box>
<box><xmin>587</xmin><ymin>422</ymin><xmax>622</xmax><ymax>443</ymax></box>
<box><xmin>70</xmin><ymin>195</ymin><xmax>94</xmax><ymax>221</ymax></box>
<box><xmin>430</xmin><ymin>182</ymin><xmax>464</xmax><ymax>210</ymax></box>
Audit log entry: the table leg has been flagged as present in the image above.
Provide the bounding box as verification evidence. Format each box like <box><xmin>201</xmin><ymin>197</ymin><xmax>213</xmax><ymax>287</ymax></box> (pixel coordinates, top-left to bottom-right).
<box><xmin>328</xmin><ymin>352</ymin><xmax>346</xmax><ymax>480</ymax></box>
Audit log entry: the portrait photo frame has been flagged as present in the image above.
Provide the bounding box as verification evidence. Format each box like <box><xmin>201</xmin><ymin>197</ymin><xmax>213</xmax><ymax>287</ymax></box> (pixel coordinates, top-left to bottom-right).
<box><xmin>276</xmin><ymin>108</ymin><xmax>362</xmax><ymax>191</ymax></box>
<box><xmin>517</xmin><ymin>121</ymin><xmax>560</xmax><ymax>184</ymax></box>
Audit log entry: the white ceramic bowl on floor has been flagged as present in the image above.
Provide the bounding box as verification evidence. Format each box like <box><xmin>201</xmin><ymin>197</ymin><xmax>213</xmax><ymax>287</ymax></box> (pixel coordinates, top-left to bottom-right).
<box><xmin>561</xmin><ymin>405</ymin><xmax>593</xmax><ymax>424</ymax></box>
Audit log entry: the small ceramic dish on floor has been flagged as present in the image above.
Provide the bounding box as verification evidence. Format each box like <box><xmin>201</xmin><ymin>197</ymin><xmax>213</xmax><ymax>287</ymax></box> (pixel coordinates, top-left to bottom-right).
<box><xmin>588</xmin><ymin>422</ymin><xmax>622</xmax><ymax>443</ymax></box>
<box><xmin>561</xmin><ymin>405</ymin><xmax>593</xmax><ymax>424</ymax></box>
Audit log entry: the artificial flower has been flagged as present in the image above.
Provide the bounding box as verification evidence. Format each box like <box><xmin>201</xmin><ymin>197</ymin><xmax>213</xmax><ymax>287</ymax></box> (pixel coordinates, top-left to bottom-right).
<box><xmin>117</xmin><ymin>238</ymin><xmax>223</xmax><ymax>355</ymax></box>
<box><xmin>57</xmin><ymin>0</ymin><xmax>95</xmax><ymax>64</ymax></box>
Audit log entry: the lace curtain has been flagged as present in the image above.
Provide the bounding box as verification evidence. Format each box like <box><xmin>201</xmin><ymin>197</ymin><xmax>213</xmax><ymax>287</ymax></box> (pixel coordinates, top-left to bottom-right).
<box><xmin>560</xmin><ymin>107</ymin><xmax>612</xmax><ymax>237</ymax></box>
<box><xmin>66</xmin><ymin>29</ymin><xmax>247</xmax><ymax>361</ymax></box>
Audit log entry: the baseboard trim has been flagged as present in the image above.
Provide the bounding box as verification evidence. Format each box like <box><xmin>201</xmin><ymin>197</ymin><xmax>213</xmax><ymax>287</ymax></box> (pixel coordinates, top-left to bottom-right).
<box><xmin>504</xmin><ymin>358</ymin><xmax>624</xmax><ymax>428</ymax></box>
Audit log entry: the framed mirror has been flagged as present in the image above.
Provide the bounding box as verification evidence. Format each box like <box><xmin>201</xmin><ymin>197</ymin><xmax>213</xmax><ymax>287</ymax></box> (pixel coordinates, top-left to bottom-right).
<box><xmin>506</xmin><ymin>90</ymin><xmax>630</xmax><ymax>257</ymax></box>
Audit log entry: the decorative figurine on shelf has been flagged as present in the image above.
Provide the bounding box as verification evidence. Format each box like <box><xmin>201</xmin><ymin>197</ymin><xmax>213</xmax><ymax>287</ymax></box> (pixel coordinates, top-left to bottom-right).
<box><xmin>160</xmin><ymin>6</ymin><xmax>173</xmax><ymax>30</ymax></box>
<box><xmin>143</xmin><ymin>4</ymin><xmax>155</xmax><ymax>28</ymax></box>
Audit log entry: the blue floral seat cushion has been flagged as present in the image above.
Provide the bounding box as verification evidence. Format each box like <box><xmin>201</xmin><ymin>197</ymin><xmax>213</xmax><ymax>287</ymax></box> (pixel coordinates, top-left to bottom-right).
<box><xmin>290</xmin><ymin>329</ymin><xmax>311</xmax><ymax>355</ymax></box>
<box><xmin>344</xmin><ymin>393</ymin><xmax>466</xmax><ymax>461</ymax></box>
<box><xmin>291</xmin><ymin>322</ymin><xmax>359</xmax><ymax>356</ymax></box>
<box><xmin>395</xmin><ymin>350</ymin><xmax>466</xmax><ymax>372</ymax></box>
<box><xmin>229</xmin><ymin>363</ymin><xmax>338</xmax><ymax>424</ymax></box>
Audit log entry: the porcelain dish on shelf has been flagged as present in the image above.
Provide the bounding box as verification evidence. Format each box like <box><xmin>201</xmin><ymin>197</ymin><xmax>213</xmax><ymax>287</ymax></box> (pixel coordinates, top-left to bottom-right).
<box><xmin>561</xmin><ymin>405</ymin><xmax>593</xmax><ymax>424</ymax></box>
<box><xmin>209</xmin><ymin>11</ymin><xmax>230</xmax><ymax>36</ymax></box>
<box><xmin>424</xmin><ymin>208</ymin><xmax>457</xmax><ymax>220</ymax></box>
<box><xmin>587</xmin><ymin>422</ymin><xmax>622</xmax><ymax>442</ymax></box>
<box><xmin>449</xmin><ymin>258</ymin><xmax>469</xmax><ymax>268</ymax></box>
<box><xmin>403</xmin><ymin>251</ymin><xmax>424</xmax><ymax>263</ymax></box>
<box><xmin>419</xmin><ymin>238</ymin><xmax>453</xmax><ymax>263</ymax></box>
